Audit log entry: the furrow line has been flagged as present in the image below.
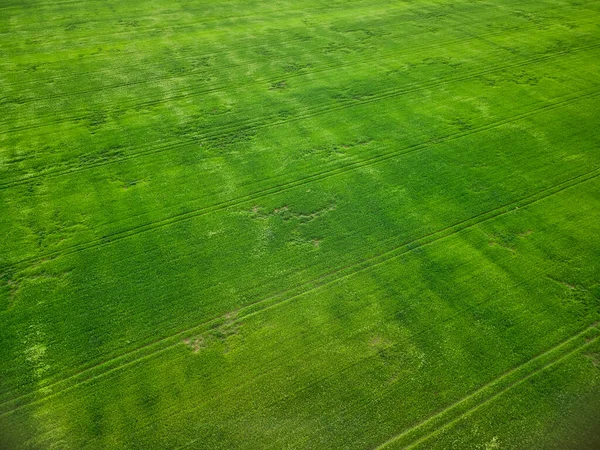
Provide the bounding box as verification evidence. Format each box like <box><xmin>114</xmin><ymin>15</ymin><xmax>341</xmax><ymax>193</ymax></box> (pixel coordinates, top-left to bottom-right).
<box><xmin>176</xmin><ymin>317</ymin><xmax>600</xmax><ymax>450</ymax></box>
<box><xmin>1</xmin><ymin>86</ymin><xmax>597</xmax><ymax>276</ymax></box>
<box><xmin>1</xmin><ymin>163</ymin><xmax>598</xmax><ymax>417</ymax></box>
<box><xmin>0</xmin><ymin>0</ymin><xmax>416</xmax><ymax>44</ymax></box>
<box><xmin>3</xmin><ymin>39</ymin><xmax>598</xmax><ymax>138</ymax></box>
<box><xmin>5</xmin><ymin>9</ymin><xmax>593</xmax><ymax>108</ymax></box>
<box><xmin>375</xmin><ymin>325</ymin><xmax>600</xmax><ymax>449</ymax></box>
<box><xmin>2</xmin><ymin>43</ymin><xmax>598</xmax><ymax>196</ymax></box>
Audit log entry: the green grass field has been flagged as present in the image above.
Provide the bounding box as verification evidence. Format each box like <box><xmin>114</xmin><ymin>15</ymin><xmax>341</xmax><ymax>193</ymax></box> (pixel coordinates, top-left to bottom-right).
<box><xmin>1</xmin><ymin>0</ymin><xmax>600</xmax><ymax>448</ymax></box>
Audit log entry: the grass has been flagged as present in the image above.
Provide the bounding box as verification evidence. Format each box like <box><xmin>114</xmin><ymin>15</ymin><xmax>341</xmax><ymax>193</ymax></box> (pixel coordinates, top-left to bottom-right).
<box><xmin>1</xmin><ymin>0</ymin><xmax>600</xmax><ymax>448</ymax></box>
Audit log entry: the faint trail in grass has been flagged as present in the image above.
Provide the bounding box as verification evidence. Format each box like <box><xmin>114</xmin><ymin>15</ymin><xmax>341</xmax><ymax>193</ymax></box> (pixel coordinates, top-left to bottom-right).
<box><xmin>1</xmin><ymin>39</ymin><xmax>598</xmax><ymax>197</ymax></box>
<box><xmin>5</xmin><ymin>8</ymin><xmax>595</xmax><ymax>109</ymax></box>
<box><xmin>2</xmin><ymin>0</ymin><xmax>590</xmax><ymax>108</ymax></box>
<box><xmin>0</xmin><ymin>160</ymin><xmax>598</xmax><ymax>419</ymax></box>
<box><xmin>4</xmin><ymin>39</ymin><xmax>599</xmax><ymax>138</ymax></box>
<box><xmin>374</xmin><ymin>324</ymin><xmax>600</xmax><ymax>449</ymax></box>
<box><xmin>175</xmin><ymin>323</ymin><xmax>600</xmax><ymax>450</ymax></box>
<box><xmin>1</xmin><ymin>87</ymin><xmax>598</xmax><ymax>275</ymax></box>
<box><xmin>0</xmin><ymin>0</ymin><xmax>419</xmax><ymax>44</ymax></box>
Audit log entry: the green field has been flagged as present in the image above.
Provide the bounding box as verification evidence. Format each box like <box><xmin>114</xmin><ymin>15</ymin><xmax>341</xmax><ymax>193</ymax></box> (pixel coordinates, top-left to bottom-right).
<box><xmin>1</xmin><ymin>0</ymin><xmax>600</xmax><ymax>448</ymax></box>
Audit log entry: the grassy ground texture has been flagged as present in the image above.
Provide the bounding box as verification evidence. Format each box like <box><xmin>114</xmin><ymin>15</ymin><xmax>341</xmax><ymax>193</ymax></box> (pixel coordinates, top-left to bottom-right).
<box><xmin>1</xmin><ymin>0</ymin><xmax>600</xmax><ymax>448</ymax></box>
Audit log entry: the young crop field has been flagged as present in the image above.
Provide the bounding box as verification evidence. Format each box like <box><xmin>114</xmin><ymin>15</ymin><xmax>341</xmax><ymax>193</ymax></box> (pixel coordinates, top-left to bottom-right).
<box><xmin>2</xmin><ymin>0</ymin><xmax>600</xmax><ymax>448</ymax></box>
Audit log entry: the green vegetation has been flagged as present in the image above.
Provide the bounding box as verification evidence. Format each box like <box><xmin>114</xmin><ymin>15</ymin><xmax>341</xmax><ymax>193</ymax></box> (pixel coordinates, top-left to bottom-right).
<box><xmin>1</xmin><ymin>0</ymin><xmax>600</xmax><ymax>448</ymax></box>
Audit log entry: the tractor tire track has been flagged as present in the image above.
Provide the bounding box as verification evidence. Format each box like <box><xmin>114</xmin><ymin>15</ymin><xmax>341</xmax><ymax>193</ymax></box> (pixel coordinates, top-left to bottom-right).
<box><xmin>4</xmin><ymin>38</ymin><xmax>598</xmax><ymax>138</ymax></box>
<box><xmin>5</xmin><ymin>8</ymin><xmax>593</xmax><ymax>108</ymax></box>
<box><xmin>374</xmin><ymin>324</ymin><xmax>600</xmax><ymax>449</ymax></box>
<box><xmin>2</xmin><ymin>5</ymin><xmax>582</xmax><ymax>98</ymax></box>
<box><xmin>1</xmin><ymin>41</ymin><xmax>598</xmax><ymax>196</ymax></box>
<box><xmin>2</xmin><ymin>87</ymin><xmax>598</xmax><ymax>275</ymax></box>
<box><xmin>1</xmin><ymin>160</ymin><xmax>598</xmax><ymax>418</ymax></box>
<box><xmin>176</xmin><ymin>317</ymin><xmax>600</xmax><ymax>450</ymax></box>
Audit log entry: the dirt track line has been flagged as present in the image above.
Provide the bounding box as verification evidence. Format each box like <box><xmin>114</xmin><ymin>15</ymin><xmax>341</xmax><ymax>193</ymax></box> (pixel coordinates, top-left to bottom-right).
<box><xmin>0</xmin><ymin>2</ymin><xmax>481</xmax><ymax>93</ymax></box>
<box><xmin>0</xmin><ymin>0</ymin><xmax>462</xmax><ymax>75</ymax></box>
<box><xmin>0</xmin><ymin>0</ymin><xmax>419</xmax><ymax>45</ymax></box>
<box><xmin>1</xmin><ymin>161</ymin><xmax>598</xmax><ymax>418</ymax></box>
<box><xmin>1</xmin><ymin>86</ymin><xmax>598</xmax><ymax>276</ymax></box>
<box><xmin>374</xmin><ymin>324</ymin><xmax>600</xmax><ymax>449</ymax></box>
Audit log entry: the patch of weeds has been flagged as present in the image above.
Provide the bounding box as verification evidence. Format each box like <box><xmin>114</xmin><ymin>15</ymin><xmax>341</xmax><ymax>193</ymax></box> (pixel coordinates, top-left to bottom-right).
<box><xmin>79</xmin><ymin>145</ymin><xmax>125</xmax><ymax>165</ymax></box>
<box><xmin>184</xmin><ymin>312</ymin><xmax>240</xmax><ymax>354</ymax></box>
<box><xmin>205</xmin><ymin>128</ymin><xmax>256</xmax><ymax>150</ymax></box>
<box><xmin>255</xmin><ymin>47</ymin><xmax>273</xmax><ymax>57</ymax></box>
<box><xmin>24</xmin><ymin>209</ymin><xmax>89</xmax><ymax>251</ymax></box>
<box><xmin>276</xmin><ymin>109</ymin><xmax>294</xmax><ymax>119</ymax></box>
<box><xmin>302</xmin><ymin>139</ymin><xmax>371</xmax><ymax>160</ymax></box>
<box><xmin>547</xmin><ymin>276</ymin><xmax>599</xmax><ymax>318</ymax></box>
<box><xmin>209</xmin><ymin>104</ymin><xmax>233</xmax><ymax>115</ymax></box>
<box><xmin>191</xmin><ymin>56</ymin><xmax>211</xmax><ymax>70</ymax></box>
<box><xmin>269</xmin><ymin>80</ymin><xmax>287</xmax><ymax>91</ymax></box>
<box><xmin>487</xmin><ymin>231</ymin><xmax>518</xmax><ymax>253</ymax></box>
<box><xmin>246</xmin><ymin>202</ymin><xmax>336</xmax><ymax>224</ymax></box>
<box><xmin>0</xmin><ymin>270</ymin><xmax>17</xmax><ymax>311</ymax></box>
<box><xmin>322</xmin><ymin>42</ymin><xmax>355</xmax><ymax>54</ymax></box>
<box><xmin>118</xmin><ymin>19</ymin><xmax>139</xmax><ymax>28</ymax></box>
<box><xmin>511</xmin><ymin>9</ymin><xmax>546</xmax><ymax>24</ymax></box>
<box><xmin>283</xmin><ymin>62</ymin><xmax>312</xmax><ymax>73</ymax></box>
<box><xmin>449</xmin><ymin>118</ymin><xmax>473</xmax><ymax>132</ymax></box>
<box><xmin>64</xmin><ymin>22</ymin><xmax>80</xmax><ymax>31</ymax></box>
<box><xmin>86</xmin><ymin>109</ymin><xmax>108</xmax><ymax>133</ymax></box>
<box><xmin>331</xmin><ymin>87</ymin><xmax>374</xmax><ymax>102</ymax></box>
<box><xmin>481</xmin><ymin>69</ymin><xmax>540</xmax><ymax>87</ymax></box>
<box><xmin>503</xmin><ymin>69</ymin><xmax>540</xmax><ymax>86</ymax></box>
<box><xmin>585</xmin><ymin>352</ymin><xmax>600</xmax><ymax>368</ymax></box>
<box><xmin>110</xmin><ymin>176</ymin><xmax>146</xmax><ymax>190</ymax></box>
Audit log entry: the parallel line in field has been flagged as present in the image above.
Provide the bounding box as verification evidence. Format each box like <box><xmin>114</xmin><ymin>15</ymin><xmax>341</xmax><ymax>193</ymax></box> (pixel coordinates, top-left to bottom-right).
<box><xmin>1</xmin><ymin>160</ymin><xmax>598</xmax><ymax>417</ymax></box>
<box><xmin>0</xmin><ymin>0</ymin><xmax>450</xmax><ymax>53</ymax></box>
<box><xmin>2</xmin><ymin>43</ymin><xmax>598</xmax><ymax>196</ymax></box>
<box><xmin>0</xmin><ymin>2</ymin><xmax>390</xmax><ymax>78</ymax></box>
<box><xmin>0</xmin><ymin>0</ymin><xmax>413</xmax><ymax>35</ymax></box>
<box><xmin>0</xmin><ymin>24</ymin><xmax>526</xmax><ymax>105</ymax></box>
<box><xmin>176</xmin><ymin>323</ymin><xmax>600</xmax><ymax>450</ymax></box>
<box><xmin>290</xmin><ymin>309</ymin><xmax>600</xmax><ymax>449</ymax></box>
<box><xmin>279</xmin><ymin>306</ymin><xmax>570</xmax><ymax>449</ymax></box>
<box><xmin>1</xmin><ymin>86</ymin><xmax>597</xmax><ymax>276</ymax></box>
<box><xmin>4</xmin><ymin>39</ymin><xmax>598</xmax><ymax>138</ymax></box>
<box><xmin>175</xmin><ymin>269</ymin><xmax>582</xmax><ymax>450</ymax></box>
<box><xmin>374</xmin><ymin>325</ymin><xmax>600</xmax><ymax>449</ymax></box>
<box><xmin>6</xmin><ymin>7</ymin><xmax>592</xmax><ymax>105</ymax></box>
<box><xmin>0</xmin><ymin>0</ymin><xmax>459</xmax><ymax>66</ymax></box>
<box><xmin>0</xmin><ymin>189</ymin><xmax>534</xmax><ymax>419</ymax></box>
<box><xmin>181</xmin><ymin>170</ymin><xmax>600</xmax><ymax>447</ymax></box>
<box><xmin>5</xmin><ymin>0</ymin><xmax>565</xmax><ymax>53</ymax></box>
<box><xmin>3</xmin><ymin>0</ymin><xmax>584</xmax><ymax>87</ymax></box>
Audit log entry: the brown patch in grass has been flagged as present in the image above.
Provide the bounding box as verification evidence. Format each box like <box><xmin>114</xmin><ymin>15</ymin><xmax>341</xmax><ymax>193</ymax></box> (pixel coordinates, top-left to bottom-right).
<box><xmin>585</xmin><ymin>352</ymin><xmax>600</xmax><ymax>368</ymax></box>
<box><xmin>183</xmin><ymin>336</ymin><xmax>206</xmax><ymax>353</ymax></box>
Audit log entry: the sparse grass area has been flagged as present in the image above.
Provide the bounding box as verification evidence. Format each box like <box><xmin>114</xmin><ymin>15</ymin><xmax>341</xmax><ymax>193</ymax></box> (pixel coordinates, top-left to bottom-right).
<box><xmin>1</xmin><ymin>0</ymin><xmax>600</xmax><ymax>448</ymax></box>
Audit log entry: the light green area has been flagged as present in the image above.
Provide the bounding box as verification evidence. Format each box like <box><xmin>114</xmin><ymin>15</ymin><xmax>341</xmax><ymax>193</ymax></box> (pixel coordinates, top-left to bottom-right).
<box><xmin>1</xmin><ymin>0</ymin><xmax>600</xmax><ymax>448</ymax></box>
